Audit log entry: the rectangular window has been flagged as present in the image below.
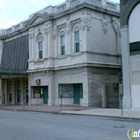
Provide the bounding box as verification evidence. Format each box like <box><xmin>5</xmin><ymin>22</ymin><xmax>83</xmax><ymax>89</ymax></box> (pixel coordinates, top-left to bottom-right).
<box><xmin>75</xmin><ymin>31</ymin><xmax>80</xmax><ymax>53</ymax></box>
<box><xmin>32</xmin><ymin>87</ymin><xmax>43</xmax><ymax>98</ymax></box>
<box><xmin>38</xmin><ymin>41</ymin><xmax>43</xmax><ymax>59</ymax></box>
<box><xmin>61</xmin><ymin>35</ymin><xmax>65</xmax><ymax>55</ymax></box>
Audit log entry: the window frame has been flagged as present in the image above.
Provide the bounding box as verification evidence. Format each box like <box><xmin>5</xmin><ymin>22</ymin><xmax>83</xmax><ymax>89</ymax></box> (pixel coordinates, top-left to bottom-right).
<box><xmin>36</xmin><ymin>33</ymin><xmax>44</xmax><ymax>59</ymax></box>
<box><xmin>38</xmin><ymin>41</ymin><xmax>43</xmax><ymax>59</ymax></box>
<box><xmin>60</xmin><ymin>34</ymin><xmax>65</xmax><ymax>56</ymax></box>
<box><xmin>74</xmin><ymin>30</ymin><xmax>80</xmax><ymax>53</ymax></box>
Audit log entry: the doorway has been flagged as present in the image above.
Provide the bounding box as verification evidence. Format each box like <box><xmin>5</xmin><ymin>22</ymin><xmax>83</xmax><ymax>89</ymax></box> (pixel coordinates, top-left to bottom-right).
<box><xmin>73</xmin><ymin>84</ymin><xmax>82</xmax><ymax>104</ymax></box>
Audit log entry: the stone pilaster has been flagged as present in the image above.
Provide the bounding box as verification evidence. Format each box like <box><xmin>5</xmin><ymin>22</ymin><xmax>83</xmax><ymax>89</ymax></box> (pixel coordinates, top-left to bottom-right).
<box><xmin>121</xmin><ymin>26</ymin><xmax>132</xmax><ymax>109</ymax></box>
<box><xmin>12</xmin><ymin>79</ymin><xmax>15</xmax><ymax>104</ymax></box>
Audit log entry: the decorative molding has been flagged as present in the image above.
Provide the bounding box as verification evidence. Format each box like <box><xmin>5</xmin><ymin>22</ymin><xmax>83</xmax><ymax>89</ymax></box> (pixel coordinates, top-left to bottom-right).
<box><xmin>29</xmin><ymin>28</ymin><xmax>34</xmax><ymax>34</ymax></box>
<box><xmin>37</xmin><ymin>33</ymin><xmax>44</xmax><ymax>42</ymax></box>
<box><xmin>29</xmin><ymin>33</ymin><xmax>34</xmax><ymax>39</ymax></box>
<box><xmin>111</xmin><ymin>17</ymin><xmax>121</xmax><ymax>37</ymax></box>
<box><xmin>103</xmin><ymin>20</ymin><xmax>108</xmax><ymax>34</ymax></box>
<box><xmin>44</xmin><ymin>21</ymin><xmax>50</xmax><ymax>26</ymax></box>
<box><xmin>102</xmin><ymin>13</ymin><xmax>108</xmax><ymax>34</ymax></box>
<box><xmin>66</xmin><ymin>14</ymin><xmax>70</xmax><ymax>20</ymax></box>
<box><xmin>44</xmin><ymin>27</ymin><xmax>51</xmax><ymax>33</ymax></box>
<box><xmin>81</xmin><ymin>18</ymin><xmax>91</xmax><ymax>31</ymax></box>
<box><xmin>123</xmin><ymin>0</ymin><xmax>128</xmax><ymax>5</ymax></box>
<box><xmin>53</xmin><ymin>20</ymin><xmax>56</xmax><ymax>25</ymax></box>
<box><xmin>81</xmin><ymin>8</ymin><xmax>90</xmax><ymax>15</ymax></box>
<box><xmin>38</xmin><ymin>29</ymin><xmax>40</xmax><ymax>33</ymax></box>
<box><xmin>53</xmin><ymin>29</ymin><xmax>57</xmax><ymax>39</ymax></box>
<box><xmin>44</xmin><ymin>21</ymin><xmax>51</xmax><ymax>33</ymax></box>
<box><xmin>65</xmin><ymin>23</ymin><xmax>71</xmax><ymax>35</ymax></box>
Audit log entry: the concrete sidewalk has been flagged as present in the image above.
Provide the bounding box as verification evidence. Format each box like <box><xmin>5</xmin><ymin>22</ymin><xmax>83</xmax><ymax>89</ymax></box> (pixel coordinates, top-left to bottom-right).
<box><xmin>0</xmin><ymin>104</ymin><xmax>140</xmax><ymax>119</ymax></box>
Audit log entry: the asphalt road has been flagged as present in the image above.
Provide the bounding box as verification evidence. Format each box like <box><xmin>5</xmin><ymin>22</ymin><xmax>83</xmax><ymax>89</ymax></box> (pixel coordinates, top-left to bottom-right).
<box><xmin>0</xmin><ymin>110</ymin><xmax>139</xmax><ymax>140</ymax></box>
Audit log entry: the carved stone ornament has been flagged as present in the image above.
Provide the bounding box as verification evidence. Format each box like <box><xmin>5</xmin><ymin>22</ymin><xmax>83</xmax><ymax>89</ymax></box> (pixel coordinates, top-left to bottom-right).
<box><xmin>86</xmin><ymin>9</ymin><xmax>90</xmax><ymax>15</ymax></box>
<box><xmin>81</xmin><ymin>9</ymin><xmax>86</xmax><ymax>15</ymax></box>
<box><xmin>44</xmin><ymin>27</ymin><xmax>51</xmax><ymax>33</ymax></box>
<box><xmin>53</xmin><ymin>29</ymin><xmax>57</xmax><ymax>39</ymax></box>
<box><xmin>66</xmin><ymin>14</ymin><xmax>70</xmax><ymax>20</ymax></box>
<box><xmin>29</xmin><ymin>27</ymin><xmax>34</xmax><ymax>32</ymax></box>
<box><xmin>65</xmin><ymin>23</ymin><xmax>71</xmax><ymax>35</ymax></box>
<box><xmin>29</xmin><ymin>33</ymin><xmax>34</xmax><ymax>39</ymax></box>
<box><xmin>81</xmin><ymin>9</ymin><xmax>90</xmax><ymax>15</ymax></box>
<box><xmin>103</xmin><ymin>20</ymin><xmax>108</xmax><ymax>34</ymax></box>
<box><xmin>123</xmin><ymin>0</ymin><xmax>128</xmax><ymax>4</ymax></box>
<box><xmin>81</xmin><ymin>18</ymin><xmax>91</xmax><ymax>31</ymax></box>
<box><xmin>37</xmin><ymin>33</ymin><xmax>44</xmax><ymax>42</ymax></box>
<box><xmin>44</xmin><ymin>21</ymin><xmax>50</xmax><ymax>26</ymax></box>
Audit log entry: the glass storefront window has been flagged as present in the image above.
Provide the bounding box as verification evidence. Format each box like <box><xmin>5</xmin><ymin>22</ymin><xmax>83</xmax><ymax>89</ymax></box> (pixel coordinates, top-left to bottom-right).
<box><xmin>32</xmin><ymin>87</ymin><xmax>43</xmax><ymax>98</ymax></box>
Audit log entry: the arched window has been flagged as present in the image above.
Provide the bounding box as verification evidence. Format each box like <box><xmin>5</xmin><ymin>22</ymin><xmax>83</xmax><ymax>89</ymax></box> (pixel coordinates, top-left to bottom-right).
<box><xmin>37</xmin><ymin>33</ymin><xmax>44</xmax><ymax>59</ymax></box>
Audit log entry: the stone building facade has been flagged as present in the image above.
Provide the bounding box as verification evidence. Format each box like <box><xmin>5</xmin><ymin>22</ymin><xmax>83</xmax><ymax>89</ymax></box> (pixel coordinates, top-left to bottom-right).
<box><xmin>121</xmin><ymin>0</ymin><xmax>140</xmax><ymax>109</ymax></box>
<box><xmin>0</xmin><ymin>0</ymin><xmax>120</xmax><ymax>107</ymax></box>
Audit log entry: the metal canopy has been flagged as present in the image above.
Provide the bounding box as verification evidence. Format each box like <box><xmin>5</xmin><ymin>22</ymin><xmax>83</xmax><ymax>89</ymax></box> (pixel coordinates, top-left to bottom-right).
<box><xmin>0</xmin><ymin>35</ymin><xmax>29</xmax><ymax>75</ymax></box>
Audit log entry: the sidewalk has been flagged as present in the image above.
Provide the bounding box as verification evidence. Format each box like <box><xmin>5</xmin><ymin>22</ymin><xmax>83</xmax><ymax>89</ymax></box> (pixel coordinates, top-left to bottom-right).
<box><xmin>0</xmin><ymin>104</ymin><xmax>140</xmax><ymax>119</ymax></box>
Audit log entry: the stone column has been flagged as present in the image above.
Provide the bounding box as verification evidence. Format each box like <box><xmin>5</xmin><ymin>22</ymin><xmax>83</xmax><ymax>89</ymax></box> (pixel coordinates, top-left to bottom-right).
<box><xmin>28</xmin><ymin>75</ymin><xmax>31</xmax><ymax>105</ymax></box>
<box><xmin>48</xmin><ymin>71</ymin><xmax>54</xmax><ymax>106</ymax></box>
<box><xmin>4</xmin><ymin>80</ymin><xmax>8</xmax><ymax>104</ymax></box>
<box><xmin>12</xmin><ymin>79</ymin><xmax>15</xmax><ymax>104</ymax></box>
<box><xmin>121</xmin><ymin>25</ymin><xmax>132</xmax><ymax>109</ymax></box>
<box><xmin>0</xmin><ymin>40</ymin><xmax>3</xmax><ymax>65</ymax></box>
<box><xmin>102</xmin><ymin>85</ymin><xmax>108</xmax><ymax>108</ymax></box>
<box><xmin>0</xmin><ymin>79</ymin><xmax>2</xmax><ymax>104</ymax></box>
<box><xmin>20</xmin><ymin>78</ymin><xmax>24</xmax><ymax>105</ymax></box>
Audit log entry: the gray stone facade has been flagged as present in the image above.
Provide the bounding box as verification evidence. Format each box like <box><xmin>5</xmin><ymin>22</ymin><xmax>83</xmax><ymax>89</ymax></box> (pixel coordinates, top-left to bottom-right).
<box><xmin>0</xmin><ymin>0</ymin><xmax>120</xmax><ymax>107</ymax></box>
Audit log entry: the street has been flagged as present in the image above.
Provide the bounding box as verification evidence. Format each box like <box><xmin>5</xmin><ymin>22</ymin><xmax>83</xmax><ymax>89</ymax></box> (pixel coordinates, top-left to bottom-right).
<box><xmin>0</xmin><ymin>110</ymin><xmax>139</xmax><ymax>140</ymax></box>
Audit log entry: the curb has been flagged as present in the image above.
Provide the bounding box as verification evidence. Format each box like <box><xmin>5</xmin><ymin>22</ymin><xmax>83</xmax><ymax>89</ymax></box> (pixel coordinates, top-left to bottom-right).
<box><xmin>0</xmin><ymin>108</ymin><xmax>140</xmax><ymax>121</ymax></box>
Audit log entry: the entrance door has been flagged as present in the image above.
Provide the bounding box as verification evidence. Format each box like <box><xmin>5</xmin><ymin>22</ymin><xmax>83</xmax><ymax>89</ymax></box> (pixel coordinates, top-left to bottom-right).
<box><xmin>73</xmin><ymin>84</ymin><xmax>81</xmax><ymax>104</ymax></box>
<box><xmin>43</xmin><ymin>87</ymin><xmax>48</xmax><ymax>104</ymax></box>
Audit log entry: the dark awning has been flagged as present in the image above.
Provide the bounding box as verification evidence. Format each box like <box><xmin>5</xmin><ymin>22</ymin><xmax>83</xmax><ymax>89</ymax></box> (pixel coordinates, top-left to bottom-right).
<box><xmin>0</xmin><ymin>35</ymin><xmax>29</xmax><ymax>75</ymax></box>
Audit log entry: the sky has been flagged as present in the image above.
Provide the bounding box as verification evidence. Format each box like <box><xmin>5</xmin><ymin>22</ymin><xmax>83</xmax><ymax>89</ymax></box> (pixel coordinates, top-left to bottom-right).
<box><xmin>0</xmin><ymin>0</ymin><xmax>119</xmax><ymax>29</ymax></box>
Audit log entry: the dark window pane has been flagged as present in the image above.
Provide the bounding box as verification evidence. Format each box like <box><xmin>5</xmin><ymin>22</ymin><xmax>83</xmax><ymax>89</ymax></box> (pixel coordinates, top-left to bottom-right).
<box><xmin>61</xmin><ymin>45</ymin><xmax>65</xmax><ymax>55</ymax></box>
<box><xmin>39</xmin><ymin>51</ymin><xmax>43</xmax><ymax>59</ymax></box>
<box><xmin>75</xmin><ymin>42</ymin><xmax>80</xmax><ymax>52</ymax></box>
